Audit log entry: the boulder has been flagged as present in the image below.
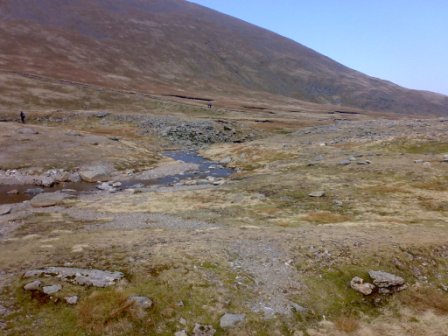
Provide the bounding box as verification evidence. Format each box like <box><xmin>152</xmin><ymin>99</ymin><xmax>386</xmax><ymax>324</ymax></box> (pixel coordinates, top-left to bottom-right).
<box><xmin>79</xmin><ymin>165</ymin><xmax>113</xmax><ymax>182</ymax></box>
<box><xmin>0</xmin><ymin>205</ymin><xmax>12</xmax><ymax>216</ymax></box>
<box><xmin>350</xmin><ymin>276</ymin><xmax>375</xmax><ymax>295</ymax></box>
<box><xmin>30</xmin><ymin>192</ymin><xmax>71</xmax><ymax>208</ymax></box>
<box><xmin>368</xmin><ymin>270</ymin><xmax>405</xmax><ymax>288</ymax></box>
<box><xmin>220</xmin><ymin>313</ymin><xmax>245</xmax><ymax>329</ymax></box>
<box><xmin>24</xmin><ymin>267</ymin><xmax>124</xmax><ymax>287</ymax></box>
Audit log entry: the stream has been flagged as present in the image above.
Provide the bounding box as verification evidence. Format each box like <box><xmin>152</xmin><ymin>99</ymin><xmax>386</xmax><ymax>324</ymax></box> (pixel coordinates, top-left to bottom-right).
<box><xmin>0</xmin><ymin>151</ymin><xmax>233</xmax><ymax>205</ymax></box>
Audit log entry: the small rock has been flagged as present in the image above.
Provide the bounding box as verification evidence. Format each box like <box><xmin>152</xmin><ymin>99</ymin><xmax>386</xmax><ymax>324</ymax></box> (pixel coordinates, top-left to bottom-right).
<box><xmin>193</xmin><ymin>323</ymin><xmax>216</xmax><ymax>336</ymax></box>
<box><xmin>65</xmin><ymin>296</ymin><xmax>79</xmax><ymax>305</ymax></box>
<box><xmin>7</xmin><ymin>189</ymin><xmax>19</xmax><ymax>195</ymax></box>
<box><xmin>357</xmin><ymin>160</ymin><xmax>371</xmax><ymax>165</ymax></box>
<box><xmin>333</xmin><ymin>200</ymin><xmax>343</xmax><ymax>206</ymax></box>
<box><xmin>109</xmin><ymin>136</ymin><xmax>120</xmax><ymax>141</ymax></box>
<box><xmin>423</xmin><ymin>162</ymin><xmax>432</xmax><ymax>168</ymax></box>
<box><xmin>350</xmin><ymin>276</ymin><xmax>375</xmax><ymax>295</ymax></box>
<box><xmin>414</xmin><ymin>160</ymin><xmax>424</xmax><ymax>163</ymax></box>
<box><xmin>127</xmin><ymin>296</ymin><xmax>153</xmax><ymax>309</ymax></box>
<box><xmin>0</xmin><ymin>205</ymin><xmax>12</xmax><ymax>216</ymax></box>
<box><xmin>94</xmin><ymin>111</ymin><xmax>110</xmax><ymax>118</ymax></box>
<box><xmin>175</xmin><ymin>331</ymin><xmax>188</xmax><ymax>336</ymax></box>
<box><xmin>220</xmin><ymin>313</ymin><xmax>245</xmax><ymax>329</ymax></box>
<box><xmin>339</xmin><ymin>159</ymin><xmax>351</xmax><ymax>165</ymax></box>
<box><xmin>348</xmin><ymin>156</ymin><xmax>357</xmax><ymax>161</ymax></box>
<box><xmin>24</xmin><ymin>280</ymin><xmax>42</xmax><ymax>291</ymax></box>
<box><xmin>290</xmin><ymin>302</ymin><xmax>307</xmax><ymax>313</ymax></box>
<box><xmin>309</xmin><ymin>191</ymin><xmax>325</xmax><ymax>197</ymax></box>
<box><xmin>42</xmin><ymin>284</ymin><xmax>62</xmax><ymax>295</ymax></box>
<box><xmin>368</xmin><ymin>270</ymin><xmax>405</xmax><ymax>288</ymax></box>
<box><xmin>179</xmin><ymin>317</ymin><xmax>187</xmax><ymax>325</ymax></box>
<box><xmin>25</xmin><ymin>188</ymin><xmax>44</xmax><ymax>196</ymax></box>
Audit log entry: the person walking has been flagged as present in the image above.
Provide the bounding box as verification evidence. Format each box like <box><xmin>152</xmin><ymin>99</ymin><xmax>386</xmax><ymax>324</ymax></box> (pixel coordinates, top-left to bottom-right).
<box><xmin>20</xmin><ymin>111</ymin><xmax>26</xmax><ymax>124</ymax></box>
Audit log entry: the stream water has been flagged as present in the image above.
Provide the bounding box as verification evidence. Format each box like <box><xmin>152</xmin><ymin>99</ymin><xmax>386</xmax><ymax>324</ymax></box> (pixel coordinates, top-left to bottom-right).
<box><xmin>0</xmin><ymin>151</ymin><xmax>233</xmax><ymax>205</ymax></box>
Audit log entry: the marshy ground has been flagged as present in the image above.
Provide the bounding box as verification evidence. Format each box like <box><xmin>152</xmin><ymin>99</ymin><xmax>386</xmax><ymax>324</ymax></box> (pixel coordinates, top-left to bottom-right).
<box><xmin>0</xmin><ymin>102</ymin><xmax>447</xmax><ymax>335</ymax></box>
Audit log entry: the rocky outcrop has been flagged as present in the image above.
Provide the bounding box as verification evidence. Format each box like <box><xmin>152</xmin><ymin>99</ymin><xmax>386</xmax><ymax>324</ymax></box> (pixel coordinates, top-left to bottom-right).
<box><xmin>23</xmin><ymin>267</ymin><xmax>124</xmax><ymax>287</ymax></box>
<box><xmin>351</xmin><ymin>271</ymin><xmax>407</xmax><ymax>296</ymax></box>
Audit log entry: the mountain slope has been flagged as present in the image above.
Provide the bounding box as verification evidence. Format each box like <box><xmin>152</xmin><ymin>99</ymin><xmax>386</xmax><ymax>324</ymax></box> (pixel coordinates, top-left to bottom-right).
<box><xmin>0</xmin><ymin>0</ymin><xmax>447</xmax><ymax>115</ymax></box>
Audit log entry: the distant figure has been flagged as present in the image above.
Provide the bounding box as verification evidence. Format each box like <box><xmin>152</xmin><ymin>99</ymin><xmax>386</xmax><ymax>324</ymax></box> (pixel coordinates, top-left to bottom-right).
<box><xmin>20</xmin><ymin>111</ymin><xmax>26</xmax><ymax>124</ymax></box>
<box><xmin>207</xmin><ymin>102</ymin><xmax>213</xmax><ymax>109</ymax></box>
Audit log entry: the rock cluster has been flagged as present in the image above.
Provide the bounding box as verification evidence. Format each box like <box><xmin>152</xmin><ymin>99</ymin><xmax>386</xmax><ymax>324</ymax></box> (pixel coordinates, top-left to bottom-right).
<box><xmin>351</xmin><ymin>270</ymin><xmax>407</xmax><ymax>295</ymax></box>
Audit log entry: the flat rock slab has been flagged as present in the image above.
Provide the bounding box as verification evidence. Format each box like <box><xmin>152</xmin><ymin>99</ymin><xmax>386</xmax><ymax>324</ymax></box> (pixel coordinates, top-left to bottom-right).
<box><xmin>368</xmin><ymin>270</ymin><xmax>405</xmax><ymax>288</ymax></box>
<box><xmin>0</xmin><ymin>205</ymin><xmax>12</xmax><ymax>216</ymax></box>
<box><xmin>30</xmin><ymin>192</ymin><xmax>71</xmax><ymax>208</ymax></box>
<box><xmin>23</xmin><ymin>267</ymin><xmax>124</xmax><ymax>287</ymax></box>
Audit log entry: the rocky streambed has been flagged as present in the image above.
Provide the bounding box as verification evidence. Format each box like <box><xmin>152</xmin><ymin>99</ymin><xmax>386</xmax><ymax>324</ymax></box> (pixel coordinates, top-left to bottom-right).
<box><xmin>0</xmin><ymin>150</ymin><xmax>234</xmax><ymax>205</ymax></box>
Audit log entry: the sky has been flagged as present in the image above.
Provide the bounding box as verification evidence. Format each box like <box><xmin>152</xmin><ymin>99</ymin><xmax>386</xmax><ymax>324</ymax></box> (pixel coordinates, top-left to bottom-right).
<box><xmin>188</xmin><ymin>1</ymin><xmax>448</xmax><ymax>95</ymax></box>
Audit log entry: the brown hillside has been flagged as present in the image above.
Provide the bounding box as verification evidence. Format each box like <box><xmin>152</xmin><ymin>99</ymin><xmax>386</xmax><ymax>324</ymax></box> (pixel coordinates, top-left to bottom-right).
<box><xmin>0</xmin><ymin>0</ymin><xmax>447</xmax><ymax>115</ymax></box>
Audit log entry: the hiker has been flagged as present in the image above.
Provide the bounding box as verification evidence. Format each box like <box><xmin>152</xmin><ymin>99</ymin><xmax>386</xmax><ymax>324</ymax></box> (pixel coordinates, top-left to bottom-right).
<box><xmin>208</xmin><ymin>102</ymin><xmax>213</xmax><ymax>109</ymax></box>
<box><xmin>20</xmin><ymin>111</ymin><xmax>26</xmax><ymax>124</ymax></box>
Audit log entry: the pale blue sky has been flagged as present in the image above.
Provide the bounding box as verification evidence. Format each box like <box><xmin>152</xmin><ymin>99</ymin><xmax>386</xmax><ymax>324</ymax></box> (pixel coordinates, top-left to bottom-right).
<box><xmin>188</xmin><ymin>1</ymin><xmax>448</xmax><ymax>95</ymax></box>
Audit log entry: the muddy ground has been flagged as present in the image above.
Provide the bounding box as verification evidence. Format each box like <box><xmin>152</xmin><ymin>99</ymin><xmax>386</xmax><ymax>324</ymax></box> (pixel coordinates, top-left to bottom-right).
<box><xmin>0</xmin><ymin>105</ymin><xmax>448</xmax><ymax>335</ymax></box>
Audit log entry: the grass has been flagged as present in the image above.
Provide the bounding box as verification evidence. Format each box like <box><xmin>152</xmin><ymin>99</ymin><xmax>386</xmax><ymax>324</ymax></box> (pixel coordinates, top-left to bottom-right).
<box><xmin>397</xmin><ymin>287</ymin><xmax>448</xmax><ymax>315</ymax></box>
<box><xmin>304</xmin><ymin>211</ymin><xmax>352</xmax><ymax>224</ymax></box>
<box><xmin>334</xmin><ymin>316</ymin><xmax>360</xmax><ymax>333</ymax></box>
